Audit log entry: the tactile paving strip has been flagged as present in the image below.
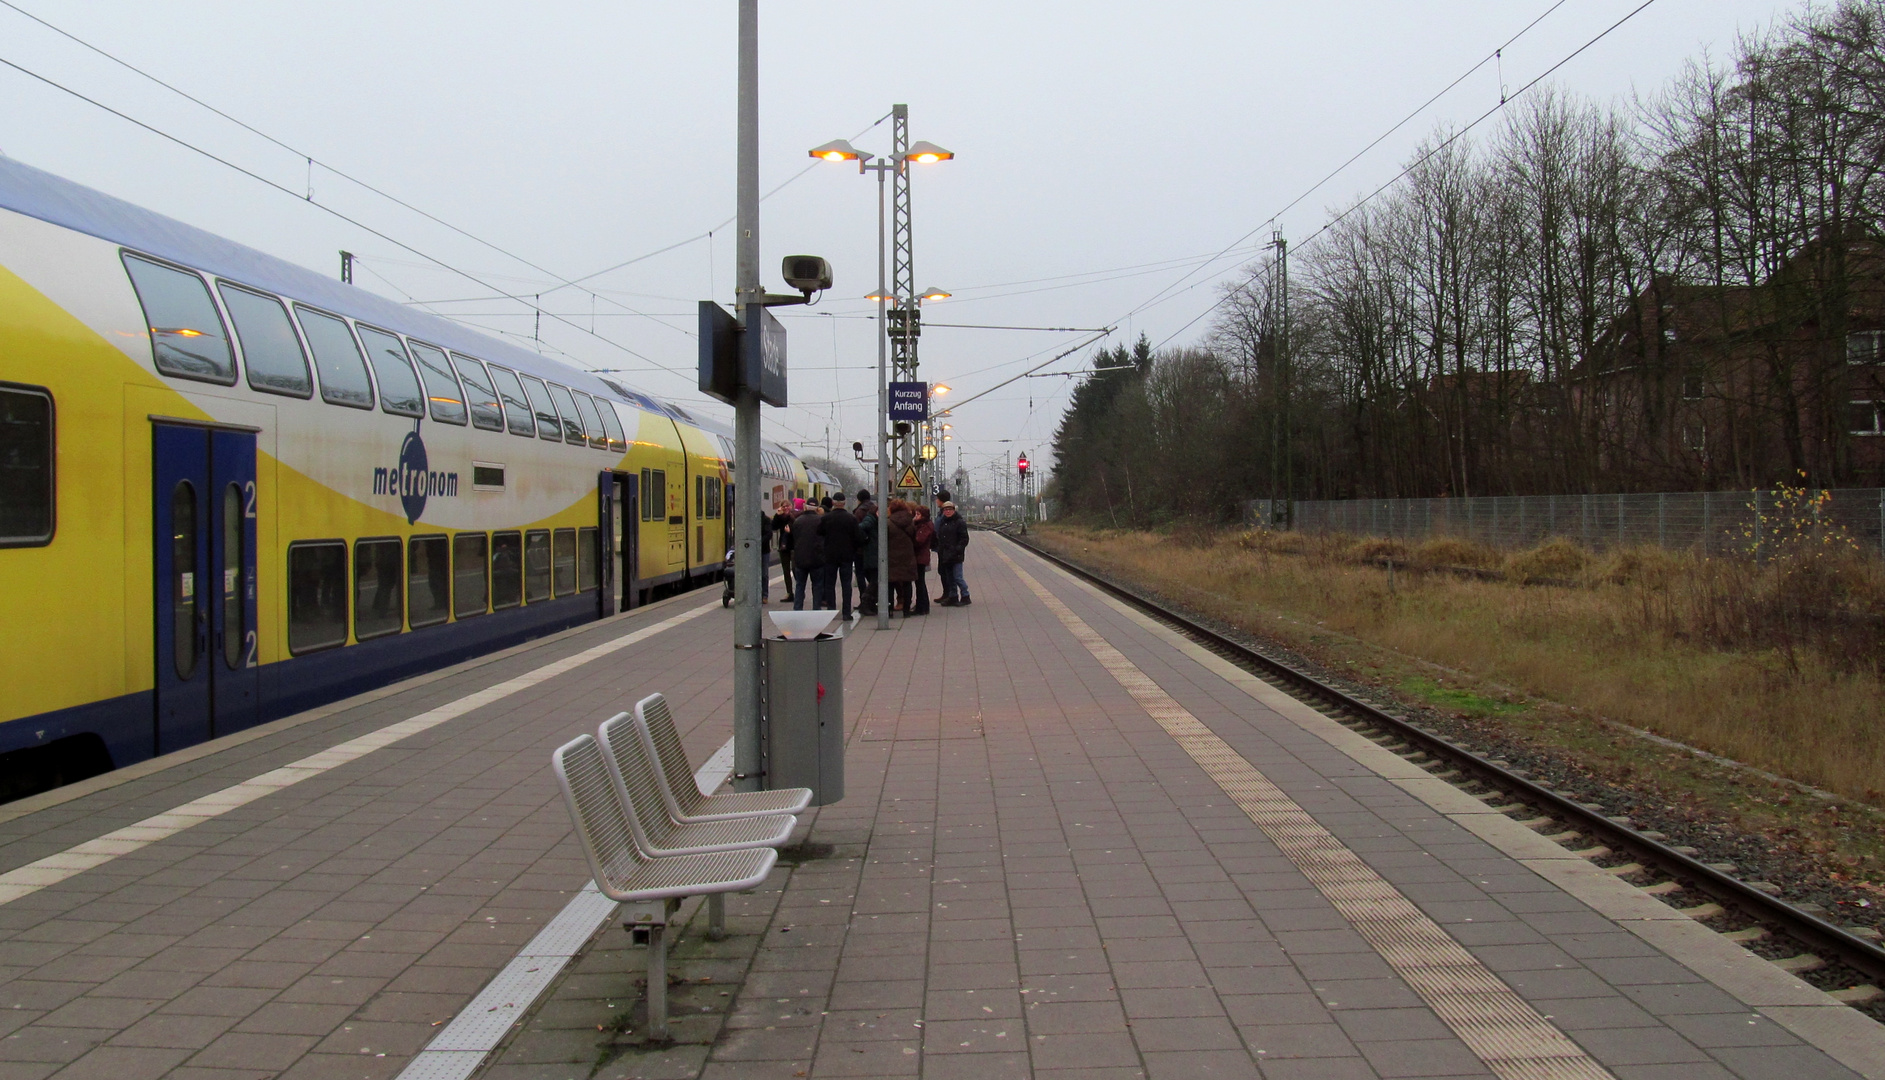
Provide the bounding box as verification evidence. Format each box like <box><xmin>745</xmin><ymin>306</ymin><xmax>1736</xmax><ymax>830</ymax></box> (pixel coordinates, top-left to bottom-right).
<box><xmin>996</xmin><ymin>545</ymin><xmax>1614</xmax><ymax>1080</ymax></box>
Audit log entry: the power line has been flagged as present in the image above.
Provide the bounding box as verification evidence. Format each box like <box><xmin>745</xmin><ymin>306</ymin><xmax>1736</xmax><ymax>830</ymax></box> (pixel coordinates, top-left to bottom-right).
<box><xmin>0</xmin><ymin>2</ymin><xmax>885</xmax><ymax>373</ymax></box>
<box><xmin>1151</xmin><ymin>0</ymin><xmax>1664</xmax><ymax>350</ymax></box>
<box><xmin>1111</xmin><ymin>0</ymin><xmax>1582</xmax><ymax>341</ymax></box>
<box><xmin>0</xmin><ymin>50</ymin><xmax>702</xmax><ymax>379</ymax></box>
<box><xmin>558</xmin><ymin>111</ymin><xmax>895</xmax><ymax>290</ymax></box>
<box><xmin>0</xmin><ymin>0</ymin><xmax>703</xmax><ymax>338</ymax></box>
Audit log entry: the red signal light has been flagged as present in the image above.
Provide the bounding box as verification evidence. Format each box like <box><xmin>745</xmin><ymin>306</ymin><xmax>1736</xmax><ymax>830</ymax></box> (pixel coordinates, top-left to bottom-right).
<box><xmin>1017</xmin><ymin>455</ymin><xmax>1030</xmax><ymax>475</ymax></box>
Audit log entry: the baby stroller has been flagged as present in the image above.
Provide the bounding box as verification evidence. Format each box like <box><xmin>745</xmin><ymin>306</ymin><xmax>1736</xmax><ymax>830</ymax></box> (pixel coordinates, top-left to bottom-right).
<box><xmin>721</xmin><ymin>546</ymin><xmax>736</xmax><ymax>607</ymax></box>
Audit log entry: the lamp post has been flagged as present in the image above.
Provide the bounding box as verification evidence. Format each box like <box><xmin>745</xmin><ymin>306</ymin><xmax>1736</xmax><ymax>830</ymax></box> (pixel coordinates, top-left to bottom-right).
<box><xmin>923</xmin><ymin>378</ymin><xmax>950</xmax><ymax>495</ymax></box>
<box><xmin>810</xmin><ymin>115</ymin><xmax>952</xmax><ymax>631</ymax></box>
<box><xmin>732</xmin><ymin>0</ymin><xmax>762</xmax><ymax>797</ymax></box>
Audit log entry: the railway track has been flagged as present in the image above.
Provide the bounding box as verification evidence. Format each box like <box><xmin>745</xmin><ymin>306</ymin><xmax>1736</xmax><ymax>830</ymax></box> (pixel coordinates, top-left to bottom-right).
<box><xmin>997</xmin><ymin>525</ymin><xmax>1885</xmax><ymax>1014</ymax></box>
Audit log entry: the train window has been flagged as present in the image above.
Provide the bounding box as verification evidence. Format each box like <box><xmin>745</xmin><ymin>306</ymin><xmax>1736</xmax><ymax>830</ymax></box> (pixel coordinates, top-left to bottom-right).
<box><xmin>171</xmin><ymin>481</ymin><xmax>198</xmax><ymax>679</ymax></box>
<box><xmin>524</xmin><ymin>529</ymin><xmax>551</xmax><ymax>602</ymax></box>
<box><xmin>352</xmin><ymin>537</ymin><xmax>403</xmax><ymax>641</ymax></box>
<box><xmin>570</xmin><ymin>391</ymin><xmax>606</xmax><ymax>448</ymax></box>
<box><xmin>0</xmin><ymin>385</ymin><xmax>54</xmax><ymax>546</ymax></box>
<box><xmin>451</xmin><ymin>355</ymin><xmax>505</xmax><ymax>432</ymax></box>
<box><xmin>471</xmin><ymin>463</ymin><xmax>505</xmax><ymax>491</ymax></box>
<box><xmin>595</xmin><ymin>398</ymin><xmax>627</xmax><ymax>452</ymax></box>
<box><xmin>643</xmin><ymin>468</ymin><xmax>665</xmax><ymax>522</ymax></box>
<box><xmin>695</xmin><ymin>475</ymin><xmax>705</xmax><ymax>520</ymax></box>
<box><xmin>408</xmin><ymin>534</ymin><xmax>451</xmax><ymax>628</ymax></box>
<box><xmin>552</xmin><ymin>528</ymin><xmax>576</xmax><ymax>596</ymax></box>
<box><xmin>518</xmin><ymin>374</ymin><xmax>563</xmax><ymax>443</ymax></box>
<box><xmin>491</xmin><ymin>531</ymin><xmax>523</xmax><ymax>610</ymax></box>
<box><xmin>217</xmin><ymin>284</ymin><xmax>311</xmax><ymax>398</ymax></box>
<box><xmin>221</xmin><ymin>483</ymin><xmax>245</xmax><ymax>669</ymax></box>
<box><xmin>122</xmin><ymin>253</ymin><xmax>235</xmax><ymax>385</ymax></box>
<box><xmin>354</xmin><ymin>326</ymin><xmax>424</xmax><ymax>417</ymax></box>
<box><xmin>485</xmin><ymin>366</ymin><xmax>536</xmax><ymax>437</ymax></box>
<box><xmin>293</xmin><ymin>306</ymin><xmax>374</xmax><ymax>409</ymax></box>
<box><xmin>453</xmin><ymin>533</ymin><xmax>488</xmax><ymax>618</ymax></box>
<box><xmin>546</xmin><ymin>384</ymin><xmax>586</xmax><ymax>445</ymax></box>
<box><xmin>287</xmin><ymin>540</ymin><xmax>348</xmax><ymax>655</ymax></box>
<box><xmin>577</xmin><ymin>526</ymin><xmax>598</xmax><ymax>592</ymax></box>
<box><xmin>408</xmin><ymin>341</ymin><xmax>468</xmax><ymax>426</ymax></box>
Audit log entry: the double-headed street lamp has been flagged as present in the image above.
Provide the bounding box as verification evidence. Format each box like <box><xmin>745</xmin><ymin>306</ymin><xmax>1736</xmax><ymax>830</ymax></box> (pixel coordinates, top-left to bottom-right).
<box><xmin>810</xmin><ymin>116</ymin><xmax>952</xmax><ymax>631</ymax></box>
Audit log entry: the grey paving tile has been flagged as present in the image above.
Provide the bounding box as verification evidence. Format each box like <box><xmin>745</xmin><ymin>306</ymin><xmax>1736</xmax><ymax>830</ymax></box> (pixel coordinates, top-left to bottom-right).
<box><xmin>1706</xmin><ymin>1044</ymin><xmax>1867</xmax><ymax>1079</ymax></box>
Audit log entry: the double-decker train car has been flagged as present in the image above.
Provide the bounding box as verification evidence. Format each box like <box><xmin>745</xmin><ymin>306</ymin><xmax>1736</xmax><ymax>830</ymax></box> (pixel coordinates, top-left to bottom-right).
<box><xmin>0</xmin><ymin>157</ymin><xmax>788</xmax><ymax>799</ymax></box>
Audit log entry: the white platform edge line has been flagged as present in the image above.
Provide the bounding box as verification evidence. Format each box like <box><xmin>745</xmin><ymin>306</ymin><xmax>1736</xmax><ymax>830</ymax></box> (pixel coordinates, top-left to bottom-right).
<box><xmin>0</xmin><ymin>598</ymin><xmax>722</xmax><ymax>906</ymax></box>
<box><xmin>397</xmin><ymin>736</ymin><xmax>737</xmax><ymax>1080</ymax></box>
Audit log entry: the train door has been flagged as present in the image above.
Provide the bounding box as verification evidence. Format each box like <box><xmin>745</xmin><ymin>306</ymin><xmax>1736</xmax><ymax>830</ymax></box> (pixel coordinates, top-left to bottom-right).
<box><xmin>694</xmin><ymin>474</ymin><xmax>706</xmax><ymax>567</ymax></box>
<box><xmin>597</xmin><ymin>471</ymin><xmax>617</xmax><ymax>618</ymax></box>
<box><xmin>665</xmin><ymin>459</ymin><xmax>686</xmax><ymax>573</ymax></box>
<box><xmin>616</xmin><ymin>471</ymin><xmax>638</xmax><ymax>610</ymax></box>
<box><xmin>152</xmin><ymin>423</ymin><xmax>258</xmax><ymax>754</ymax></box>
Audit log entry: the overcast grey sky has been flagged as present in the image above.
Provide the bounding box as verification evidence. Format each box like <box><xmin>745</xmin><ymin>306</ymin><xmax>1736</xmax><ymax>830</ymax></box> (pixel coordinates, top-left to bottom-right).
<box><xmin>0</xmin><ymin>0</ymin><xmax>1801</xmax><ymax>485</ymax></box>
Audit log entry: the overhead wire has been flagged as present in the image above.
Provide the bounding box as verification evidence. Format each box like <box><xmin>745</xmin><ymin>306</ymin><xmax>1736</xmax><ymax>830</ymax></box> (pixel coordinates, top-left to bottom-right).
<box><xmin>0</xmin><ymin>0</ymin><xmax>706</xmax><ymax>342</ymax></box>
<box><xmin>1115</xmin><ymin>0</ymin><xmax>1579</xmax><ymax>335</ymax></box>
<box><xmin>0</xmin><ymin>2</ymin><xmax>885</xmax><ymax>379</ymax></box>
<box><xmin>921</xmin><ymin>0</ymin><xmax>1595</xmax><ymax>410</ymax></box>
<box><xmin>1142</xmin><ymin>0</ymin><xmax>1665</xmax><ymax>354</ymax></box>
<box><xmin>0</xmin><ymin>50</ymin><xmax>698</xmax><ymax>378</ymax></box>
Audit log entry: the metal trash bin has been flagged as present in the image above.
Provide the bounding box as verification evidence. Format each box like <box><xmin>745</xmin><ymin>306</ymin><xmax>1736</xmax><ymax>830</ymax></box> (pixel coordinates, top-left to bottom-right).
<box><xmin>762</xmin><ymin>623</ymin><xmax>844</xmax><ymax>805</ymax></box>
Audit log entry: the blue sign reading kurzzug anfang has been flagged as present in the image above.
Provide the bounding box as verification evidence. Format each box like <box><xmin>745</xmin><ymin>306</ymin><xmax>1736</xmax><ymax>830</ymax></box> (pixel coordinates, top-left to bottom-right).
<box><xmin>889</xmin><ymin>381</ymin><xmax>929</xmax><ymax>421</ymax></box>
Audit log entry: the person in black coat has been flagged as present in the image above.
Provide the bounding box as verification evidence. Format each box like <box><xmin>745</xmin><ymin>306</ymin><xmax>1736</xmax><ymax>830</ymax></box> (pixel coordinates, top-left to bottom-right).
<box><xmin>772</xmin><ymin>501</ymin><xmax>798</xmax><ymax>602</ymax></box>
<box><xmin>816</xmin><ymin>491</ymin><xmax>862</xmax><ymax>620</ymax></box>
<box><xmin>934</xmin><ymin>501</ymin><xmax>971</xmax><ymax>605</ymax></box>
<box><xmin>790</xmin><ymin>503</ymin><xmax>823</xmax><ymax>611</ymax></box>
<box><xmin>854</xmin><ymin>491</ymin><xmax>879</xmax><ymax>616</ymax></box>
<box><xmin>758</xmin><ymin>508</ymin><xmax>773</xmax><ymax>603</ymax></box>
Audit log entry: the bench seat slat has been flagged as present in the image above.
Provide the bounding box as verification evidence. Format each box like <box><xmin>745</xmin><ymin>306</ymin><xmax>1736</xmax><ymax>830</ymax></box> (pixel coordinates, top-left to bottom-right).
<box><xmin>554</xmin><ymin>735</ymin><xmax>775</xmax><ymax>903</ymax></box>
<box><xmin>636</xmin><ymin>694</ymin><xmax>813</xmax><ymax>822</ymax></box>
<box><xmin>599</xmin><ymin>712</ymin><xmax>796</xmax><ymax>857</ymax></box>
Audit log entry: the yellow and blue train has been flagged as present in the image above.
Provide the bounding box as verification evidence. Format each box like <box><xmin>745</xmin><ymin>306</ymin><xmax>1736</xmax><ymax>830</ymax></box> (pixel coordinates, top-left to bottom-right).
<box><xmin>0</xmin><ymin>157</ymin><xmax>816</xmax><ymax>799</ymax></box>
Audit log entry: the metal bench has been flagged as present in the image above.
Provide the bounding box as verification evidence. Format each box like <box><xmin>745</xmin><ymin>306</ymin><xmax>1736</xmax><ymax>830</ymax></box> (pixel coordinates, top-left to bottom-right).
<box><xmin>633</xmin><ymin>693</ymin><xmax>813</xmax><ymax>822</ymax></box>
<box><xmin>598</xmin><ymin>712</ymin><xmax>798</xmax><ymax>856</ymax></box>
<box><xmin>552</xmin><ymin>734</ymin><xmax>775</xmax><ymax>1041</ymax></box>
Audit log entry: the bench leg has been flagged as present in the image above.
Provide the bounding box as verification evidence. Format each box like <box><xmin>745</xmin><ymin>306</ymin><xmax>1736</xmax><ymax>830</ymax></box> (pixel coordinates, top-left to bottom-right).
<box><xmin>646</xmin><ymin>922</ymin><xmax>669</xmax><ymax>1041</ymax></box>
<box><xmin>707</xmin><ymin>893</ymin><xmax>726</xmax><ymax>940</ymax></box>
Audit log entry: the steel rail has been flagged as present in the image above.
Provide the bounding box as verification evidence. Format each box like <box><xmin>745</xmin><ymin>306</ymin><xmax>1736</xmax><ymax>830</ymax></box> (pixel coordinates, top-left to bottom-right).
<box><xmin>998</xmin><ymin>527</ymin><xmax>1885</xmax><ymax>988</ymax></box>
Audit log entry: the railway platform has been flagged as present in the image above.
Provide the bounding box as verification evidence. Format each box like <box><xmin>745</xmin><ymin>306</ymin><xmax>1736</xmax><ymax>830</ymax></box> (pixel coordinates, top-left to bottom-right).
<box><xmin>0</xmin><ymin>535</ymin><xmax>1880</xmax><ymax>1080</ymax></box>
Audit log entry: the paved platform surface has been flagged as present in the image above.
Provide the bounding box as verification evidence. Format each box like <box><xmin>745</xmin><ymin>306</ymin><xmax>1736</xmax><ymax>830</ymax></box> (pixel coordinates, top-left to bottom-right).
<box><xmin>0</xmin><ymin>536</ymin><xmax>1880</xmax><ymax>1080</ymax></box>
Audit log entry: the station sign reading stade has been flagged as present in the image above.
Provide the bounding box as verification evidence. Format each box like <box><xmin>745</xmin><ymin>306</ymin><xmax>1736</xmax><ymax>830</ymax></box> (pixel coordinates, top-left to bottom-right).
<box><xmin>698</xmin><ymin>301</ymin><xmax>788</xmax><ymax>407</ymax></box>
<box><xmin>372</xmin><ymin>429</ymin><xmax>458</xmax><ymax>524</ymax></box>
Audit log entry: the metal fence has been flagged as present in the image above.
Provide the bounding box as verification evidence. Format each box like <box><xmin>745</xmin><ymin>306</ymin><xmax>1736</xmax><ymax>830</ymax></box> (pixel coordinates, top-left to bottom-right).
<box><xmin>1253</xmin><ymin>489</ymin><xmax>1885</xmax><ymax>558</ymax></box>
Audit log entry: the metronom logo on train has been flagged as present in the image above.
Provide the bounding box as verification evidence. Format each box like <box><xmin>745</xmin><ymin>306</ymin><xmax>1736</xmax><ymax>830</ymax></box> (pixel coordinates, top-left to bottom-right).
<box><xmin>371</xmin><ymin>428</ymin><xmax>459</xmax><ymax>524</ymax></box>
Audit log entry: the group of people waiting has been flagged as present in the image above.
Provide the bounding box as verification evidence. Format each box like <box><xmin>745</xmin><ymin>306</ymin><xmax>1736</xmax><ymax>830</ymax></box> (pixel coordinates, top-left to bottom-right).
<box><xmin>762</xmin><ymin>488</ymin><xmax>971</xmax><ymax>621</ymax></box>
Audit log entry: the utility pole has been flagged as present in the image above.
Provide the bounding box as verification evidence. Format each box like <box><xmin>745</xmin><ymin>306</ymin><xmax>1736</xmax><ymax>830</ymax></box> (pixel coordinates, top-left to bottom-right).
<box><xmin>1270</xmin><ymin>231</ymin><xmax>1291</xmax><ymax>528</ymax></box>
<box><xmin>731</xmin><ymin>0</ymin><xmax>762</xmax><ymax>793</ymax></box>
<box><xmin>889</xmin><ymin>105</ymin><xmax>918</xmax><ymax>483</ymax></box>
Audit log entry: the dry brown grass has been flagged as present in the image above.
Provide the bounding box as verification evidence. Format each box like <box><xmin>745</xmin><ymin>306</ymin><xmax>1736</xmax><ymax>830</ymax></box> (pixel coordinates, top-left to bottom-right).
<box><xmin>1506</xmin><ymin>537</ymin><xmax>1590</xmax><ymax>582</ymax></box>
<box><xmin>1037</xmin><ymin>524</ymin><xmax>1885</xmax><ymax>809</ymax></box>
<box><xmin>1415</xmin><ymin>536</ymin><xmax>1503</xmax><ymax>569</ymax></box>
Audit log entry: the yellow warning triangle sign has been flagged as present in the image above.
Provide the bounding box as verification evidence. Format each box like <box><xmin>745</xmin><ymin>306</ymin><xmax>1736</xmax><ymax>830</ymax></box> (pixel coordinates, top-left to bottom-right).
<box><xmin>897</xmin><ymin>465</ymin><xmax>922</xmax><ymax>489</ymax></box>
